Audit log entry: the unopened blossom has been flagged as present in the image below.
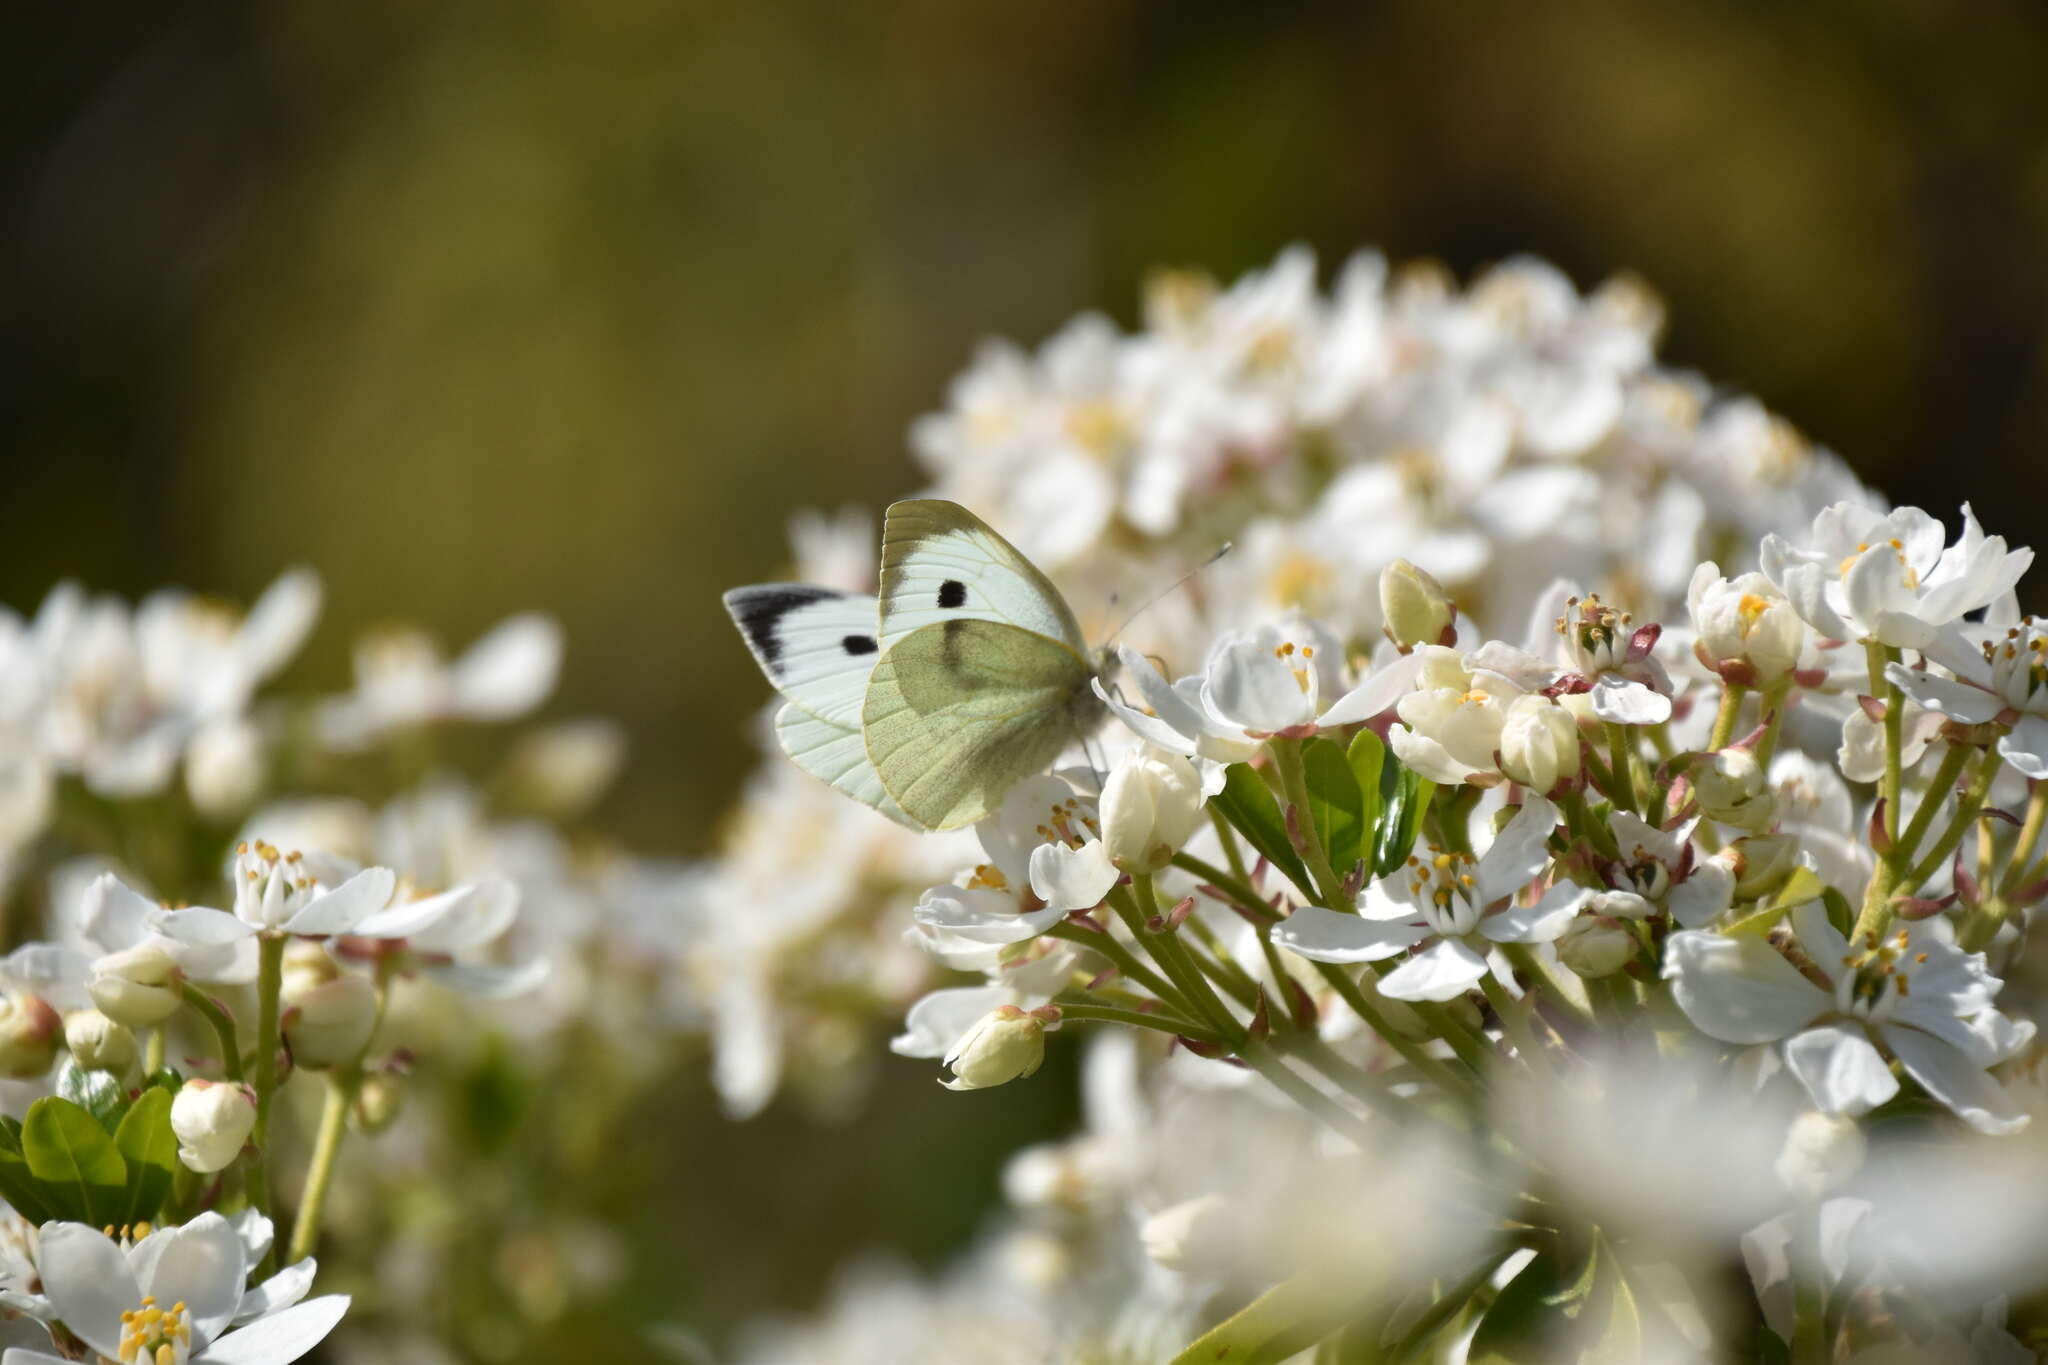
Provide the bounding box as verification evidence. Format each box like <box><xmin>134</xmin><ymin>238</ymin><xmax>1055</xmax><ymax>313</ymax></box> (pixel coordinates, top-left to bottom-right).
<box><xmin>1099</xmin><ymin>747</ymin><xmax>1204</xmax><ymax>874</ymax></box>
<box><xmin>1761</xmin><ymin>502</ymin><xmax>2031</xmax><ymax>652</ymax></box>
<box><xmin>1687</xmin><ymin>564</ymin><xmax>1808</xmax><ymax>684</ymax></box>
<box><xmin>1379</xmin><ymin>559</ymin><xmax>1454</xmax><ymax>650</ymax></box>
<box><xmin>1694</xmin><ymin>748</ymin><xmax>1778</xmax><ymax>832</ymax></box>
<box><xmin>282</xmin><ymin>962</ymin><xmax>378</xmax><ymax>1070</ymax></box>
<box><xmin>0</xmin><ymin>991</ymin><xmax>58</xmax><ymax>1079</ymax></box>
<box><xmin>170</xmin><ymin>1079</ymin><xmax>258</xmax><ymax>1173</ymax></box>
<box><xmin>1887</xmin><ymin>611</ymin><xmax>2048</xmax><ymax>778</ymax></box>
<box><xmin>62</xmin><ymin>1009</ymin><xmax>135</xmax><ymax>1076</ymax></box>
<box><xmin>87</xmin><ymin>943</ymin><xmax>185</xmax><ymax>1028</ymax></box>
<box><xmin>1497</xmin><ymin>694</ymin><xmax>1580</xmax><ymax>795</ymax></box>
<box><xmin>1555</xmin><ymin>916</ymin><xmax>1636</xmax><ymax>978</ymax></box>
<box><xmin>1273</xmin><ymin>796</ymin><xmax>1583</xmax><ymax>1001</ymax></box>
<box><xmin>943</xmin><ymin>1005</ymin><xmax>1060</xmax><ymax>1091</ymax></box>
<box><xmin>1664</xmin><ymin>902</ymin><xmax>2034</xmax><ymax>1134</ymax></box>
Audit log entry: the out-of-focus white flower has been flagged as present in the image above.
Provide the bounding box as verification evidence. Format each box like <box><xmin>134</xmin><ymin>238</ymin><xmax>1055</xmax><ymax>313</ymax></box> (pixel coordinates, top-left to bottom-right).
<box><xmin>1762</xmin><ymin>503</ymin><xmax>2031</xmax><ymax>653</ymax></box>
<box><xmin>319</xmin><ymin>614</ymin><xmax>563</xmax><ymax>750</ymax></box>
<box><xmin>1664</xmin><ymin>903</ymin><xmax>2034</xmax><ymax>1134</ymax></box>
<box><xmin>1775</xmin><ymin>1109</ymin><xmax>1865</xmax><ymax>1200</ymax></box>
<box><xmin>61</xmin><ymin>1009</ymin><xmax>135</xmax><ymax>1076</ymax></box>
<box><xmin>1272</xmin><ymin>796</ymin><xmax>1582</xmax><ymax>1000</ymax></box>
<box><xmin>942</xmin><ymin>1005</ymin><xmax>1060</xmax><ymax>1092</ymax></box>
<box><xmin>171</xmin><ymin>1079</ymin><xmax>258</xmax><ymax>1173</ymax></box>
<box><xmin>1686</xmin><ymin>564</ymin><xmax>1809</xmax><ymax>687</ymax></box>
<box><xmin>1888</xmin><ymin>612</ymin><xmax>2048</xmax><ymax>779</ymax></box>
<box><xmin>10</xmin><ymin>1214</ymin><xmax>345</xmax><ymax>1365</ymax></box>
<box><xmin>1099</xmin><ymin>747</ymin><xmax>1203</xmax><ymax>874</ymax></box>
<box><xmin>1694</xmin><ymin>747</ymin><xmax>1778</xmax><ymax>832</ymax></box>
<box><xmin>499</xmin><ymin>719</ymin><xmax>626</xmax><ymax>818</ymax></box>
<box><xmin>184</xmin><ymin>716</ymin><xmax>266</xmax><ymax>820</ymax></box>
<box><xmin>1497</xmin><ymin>694</ymin><xmax>1581</xmax><ymax>795</ymax></box>
<box><xmin>1140</xmin><ymin>1195</ymin><xmax>1236</xmax><ymax>1276</ymax></box>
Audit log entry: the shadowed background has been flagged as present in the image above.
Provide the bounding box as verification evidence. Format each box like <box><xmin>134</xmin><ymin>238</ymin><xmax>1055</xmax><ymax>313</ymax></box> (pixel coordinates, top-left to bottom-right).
<box><xmin>4</xmin><ymin>1</ymin><xmax>2047</xmax><ymax>1356</ymax></box>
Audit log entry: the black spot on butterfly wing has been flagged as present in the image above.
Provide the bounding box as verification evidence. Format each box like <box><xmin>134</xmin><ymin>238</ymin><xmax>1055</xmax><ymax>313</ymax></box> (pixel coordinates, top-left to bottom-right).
<box><xmin>725</xmin><ymin>586</ymin><xmax>843</xmax><ymax>675</ymax></box>
<box><xmin>937</xmin><ymin>579</ymin><xmax>967</xmax><ymax>609</ymax></box>
<box><xmin>842</xmin><ymin>634</ymin><xmax>877</xmax><ymax>656</ymax></box>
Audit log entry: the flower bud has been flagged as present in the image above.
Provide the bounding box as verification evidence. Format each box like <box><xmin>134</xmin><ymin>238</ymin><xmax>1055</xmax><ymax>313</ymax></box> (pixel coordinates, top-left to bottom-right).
<box><xmin>354</xmin><ymin>1072</ymin><xmax>404</xmax><ymax>1134</ymax></box>
<box><xmin>1695</xmin><ymin>748</ymin><xmax>1777</xmax><ymax>832</ymax></box>
<box><xmin>1689</xmin><ymin>570</ymin><xmax>1804</xmax><ymax>684</ymax></box>
<box><xmin>1379</xmin><ymin>559</ymin><xmax>1454</xmax><ymax>650</ymax></box>
<box><xmin>283</xmin><ymin>971</ymin><xmax>378</xmax><ymax>1069</ymax></box>
<box><xmin>942</xmin><ymin>1005</ymin><xmax>1059</xmax><ymax>1091</ymax></box>
<box><xmin>1727</xmin><ymin>835</ymin><xmax>1798</xmax><ymax>899</ymax></box>
<box><xmin>1099</xmin><ymin>747</ymin><xmax>1204</xmax><ymax>874</ymax></box>
<box><xmin>1141</xmin><ymin>1193</ymin><xmax>1236</xmax><ymax>1275</ymax></box>
<box><xmin>87</xmin><ymin>944</ymin><xmax>184</xmax><ymax>1027</ymax></box>
<box><xmin>1556</xmin><ymin>916</ymin><xmax>1636</xmax><ymax>979</ymax></box>
<box><xmin>184</xmin><ymin>717</ymin><xmax>265</xmax><ymax>820</ymax></box>
<box><xmin>1775</xmin><ymin>1110</ymin><xmax>1865</xmax><ymax>1200</ymax></box>
<box><xmin>0</xmin><ymin>991</ymin><xmax>60</xmax><ymax>1079</ymax></box>
<box><xmin>170</xmin><ymin>1079</ymin><xmax>257</xmax><ymax>1173</ymax></box>
<box><xmin>1498</xmin><ymin>695</ymin><xmax>1582</xmax><ymax>795</ymax></box>
<box><xmin>62</xmin><ymin>1009</ymin><xmax>137</xmax><ymax>1076</ymax></box>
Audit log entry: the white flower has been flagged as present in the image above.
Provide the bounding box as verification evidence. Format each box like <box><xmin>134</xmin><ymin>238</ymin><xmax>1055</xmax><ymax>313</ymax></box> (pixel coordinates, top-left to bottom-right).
<box><xmin>1272</xmin><ymin>795</ymin><xmax>1583</xmax><ymax>1001</ymax></box>
<box><xmin>1497</xmin><ymin>694</ymin><xmax>1581</xmax><ymax>795</ymax></box>
<box><xmin>1555</xmin><ymin>916</ymin><xmax>1636</xmax><ymax>978</ymax></box>
<box><xmin>1887</xmin><ymin>612</ymin><xmax>2048</xmax><ymax>779</ymax></box>
<box><xmin>318</xmin><ymin>613</ymin><xmax>563</xmax><ymax>750</ymax></box>
<box><xmin>1687</xmin><ymin>564</ymin><xmax>1808</xmax><ymax>685</ymax></box>
<box><xmin>941</xmin><ymin>1005</ymin><xmax>1060</xmax><ymax>1091</ymax></box>
<box><xmin>910</xmin><ymin>776</ymin><xmax>1118</xmax><ymax>956</ymax></box>
<box><xmin>1099</xmin><ymin>747</ymin><xmax>1204</xmax><ymax>874</ymax></box>
<box><xmin>1774</xmin><ymin>1110</ymin><xmax>1865</xmax><ymax>1200</ymax></box>
<box><xmin>9</xmin><ymin>1214</ymin><xmax>345</xmax><ymax>1365</ymax></box>
<box><xmin>1663</xmin><ymin>903</ymin><xmax>2034</xmax><ymax>1134</ymax></box>
<box><xmin>1382</xmin><ymin>646</ymin><xmax>1528</xmax><ymax>786</ymax></box>
<box><xmin>62</xmin><ymin>1008</ymin><xmax>136</xmax><ymax>1076</ymax></box>
<box><xmin>1587</xmin><ymin>812</ymin><xmax>1732</xmax><ymax>928</ymax></box>
<box><xmin>170</xmin><ymin>1080</ymin><xmax>257</xmax><ymax>1173</ymax></box>
<box><xmin>1761</xmin><ymin>502</ymin><xmax>2031</xmax><ymax>651</ymax></box>
<box><xmin>1535</xmin><ymin>583</ymin><xmax>1673</xmax><ymax>725</ymax></box>
<box><xmin>282</xmin><ymin>967</ymin><xmax>378</xmax><ymax>1070</ymax></box>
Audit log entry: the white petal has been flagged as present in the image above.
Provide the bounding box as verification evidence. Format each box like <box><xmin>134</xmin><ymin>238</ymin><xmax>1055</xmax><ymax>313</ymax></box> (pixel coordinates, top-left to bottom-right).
<box><xmin>1782</xmin><ymin>1024</ymin><xmax>1897</xmax><ymax>1116</ymax></box>
<box><xmin>1779</xmin><ymin>562</ymin><xmax>1852</xmax><ymax>641</ymax></box>
<box><xmin>1662</xmin><ymin>931</ymin><xmax>1826</xmax><ymax>1044</ymax></box>
<box><xmin>1270</xmin><ymin>906</ymin><xmax>1428</xmax><ymax>963</ymax></box>
<box><xmin>229</xmin><ymin>1209</ymin><xmax>274</xmax><ymax>1264</ymax></box>
<box><xmin>132</xmin><ymin>1212</ymin><xmax>247</xmax><ymax>1348</ymax></box>
<box><xmin>1883</xmin><ymin>1025</ymin><xmax>2030</xmax><ymax>1136</ymax></box>
<box><xmin>349</xmin><ymin>884</ymin><xmax>474</xmax><ymax>943</ymax></box>
<box><xmin>0</xmin><ymin>944</ymin><xmax>91</xmax><ymax>1009</ymax></box>
<box><xmin>913</xmin><ymin>886</ymin><xmax>1063</xmax><ymax>946</ymax></box>
<box><xmin>403</xmin><ymin>880</ymin><xmax>520</xmax><ymax>954</ymax></box>
<box><xmin>1202</xmin><ymin>635</ymin><xmax>1315</xmax><ymax>734</ymax></box>
<box><xmin>423</xmin><ymin>959</ymin><xmax>549</xmax><ymax>998</ymax></box>
<box><xmin>280</xmin><ymin>867</ymin><xmax>396</xmax><ymax>937</ymax></box>
<box><xmin>1885</xmin><ymin>663</ymin><xmax>2002</xmax><ymax>725</ymax></box>
<box><xmin>1476</xmin><ymin>795</ymin><xmax>1559</xmax><ymax>901</ymax></box>
<box><xmin>1997</xmin><ymin>715</ymin><xmax>2048</xmax><ymax>781</ymax></box>
<box><xmin>233</xmin><ymin>1259</ymin><xmax>316</xmax><ymax>1324</ymax></box>
<box><xmin>1319</xmin><ymin>651</ymin><xmax>1426</xmax><ymax>726</ymax></box>
<box><xmin>150</xmin><ymin>907</ymin><xmax>256</xmax><ymax>947</ymax></box>
<box><xmin>1479</xmin><ymin>882</ymin><xmax>1586</xmax><ymax>943</ymax></box>
<box><xmin>1667</xmin><ymin>861</ymin><xmax>1734</xmax><ymax>929</ymax></box>
<box><xmin>1027</xmin><ymin>839</ymin><xmax>1118</xmax><ymax>913</ymax></box>
<box><xmin>237</xmin><ymin>569</ymin><xmax>322</xmax><ymax>681</ymax></box>
<box><xmin>196</xmin><ymin>1296</ymin><xmax>350</xmax><ymax>1365</ymax></box>
<box><xmin>1</xmin><ymin>1352</ymin><xmax>70</xmax><ymax>1365</ymax></box>
<box><xmin>890</xmin><ymin>986</ymin><xmax>1011</xmax><ymax>1059</ymax></box>
<box><xmin>34</xmin><ymin>1223</ymin><xmax>139</xmax><ymax>1359</ymax></box>
<box><xmin>1386</xmin><ymin>726</ymin><xmax>1474</xmax><ymax>785</ymax></box>
<box><xmin>1378</xmin><ymin>937</ymin><xmax>1491</xmax><ymax>1002</ymax></box>
<box><xmin>451</xmin><ymin>615</ymin><xmax>562</xmax><ymax>720</ymax></box>
<box><xmin>81</xmin><ymin>873</ymin><xmax>156</xmax><ymax>951</ymax></box>
<box><xmin>1587</xmin><ymin>675</ymin><xmax>1671</xmax><ymax>726</ymax></box>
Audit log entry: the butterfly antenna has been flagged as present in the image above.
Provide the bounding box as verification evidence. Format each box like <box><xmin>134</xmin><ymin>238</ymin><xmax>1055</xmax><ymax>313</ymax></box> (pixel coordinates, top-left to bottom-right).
<box><xmin>1104</xmin><ymin>542</ymin><xmax>1233</xmax><ymax>647</ymax></box>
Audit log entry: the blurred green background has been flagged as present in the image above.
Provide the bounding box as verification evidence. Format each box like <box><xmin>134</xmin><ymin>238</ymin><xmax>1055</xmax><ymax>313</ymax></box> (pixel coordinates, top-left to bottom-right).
<box><xmin>5</xmin><ymin>1</ymin><xmax>2048</xmax><ymax>1356</ymax></box>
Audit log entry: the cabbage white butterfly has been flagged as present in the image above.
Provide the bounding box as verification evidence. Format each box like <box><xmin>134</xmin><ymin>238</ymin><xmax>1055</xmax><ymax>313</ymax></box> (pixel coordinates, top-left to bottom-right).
<box><xmin>725</xmin><ymin>500</ymin><xmax>1101</xmax><ymax>831</ymax></box>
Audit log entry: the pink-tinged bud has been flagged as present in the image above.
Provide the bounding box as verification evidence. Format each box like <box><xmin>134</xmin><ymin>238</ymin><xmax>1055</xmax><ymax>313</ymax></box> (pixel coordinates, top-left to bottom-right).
<box><xmin>62</xmin><ymin>1009</ymin><xmax>136</xmax><ymax>1077</ymax></box>
<box><xmin>0</xmin><ymin>991</ymin><xmax>60</xmax><ymax>1080</ymax></box>
<box><xmin>170</xmin><ymin>1079</ymin><xmax>257</xmax><ymax>1173</ymax></box>
<box><xmin>1379</xmin><ymin>560</ymin><xmax>1455</xmax><ymax>651</ymax></box>
<box><xmin>1688</xmin><ymin>569</ymin><xmax>1805</xmax><ymax>683</ymax></box>
<box><xmin>942</xmin><ymin>1005</ymin><xmax>1061</xmax><ymax>1091</ymax></box>
<box><xmin>87</xmin><ymin>944</ymin><xmax>184</xmax><ymax>1028</ymax></box>
<box><xmin>1099</xmin><ymin>747</ymin><xmax>1205</xmax><ymax>874</ymax></box>
<box><xmin>354</xmin><ymin>1072</ymin><xmax>404</xmax><ymax>1134</ymax></box>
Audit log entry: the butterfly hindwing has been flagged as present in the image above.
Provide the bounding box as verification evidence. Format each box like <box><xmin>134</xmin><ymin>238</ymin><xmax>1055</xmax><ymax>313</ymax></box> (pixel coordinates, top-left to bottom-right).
<box><xmin>722</xmin><ymin>585</ymin><xmax>880</xmax><ymax>730</ymax></box>
<box><xmin>862</xmin><ymin>617</ymin><xmax>1097</xmax><ymax>830</ymax></box>
<box><xmin>773</xmin><ymin>703</ymin><xmax>918</xmax><ymax>828</ymax></box>
<box><xmin>877</xmin><ymin>500</ymin><xmax>1088</xmax><ymax>655</ymax></box>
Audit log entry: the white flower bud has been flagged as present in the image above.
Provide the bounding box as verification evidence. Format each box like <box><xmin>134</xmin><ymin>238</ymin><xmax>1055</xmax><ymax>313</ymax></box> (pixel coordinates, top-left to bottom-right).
<box><xmin>1141</xmin><ymin>1193</ymin><xmax>1236</xmax><ymax>1275</ymax></box>
<box><xmin>170</xmin><ymin>1079</ymin><xmax>257</xmax><ymax>1173</ymax></box>
<box><xmin>1379</xmin><ymin>559</ymin><xmax>1454</xmax><ymax>650</ymax></box>
<box><xmin>184</xmin><ymin>717</ymin><xmax>265</xmax><ymax>820</ymax></box>
<box><xmin>87</xmin><ymin>943</ymin><xmax>184</xmax><ymax>1027</ymax></box>
<box><xmin>1689</xmin><ymin>570</ymin><xmax>1804</xmax><ymax>684</ymax></box>
<box><xmin>1556</xmin><ymin>916</ymin><xmax>1637</xmax><ymax>979</ymax></box>
<box><xmin>1695</xmin><ymin>748</ymin><xmax>1777</xmax><ymax>832</ymax></box>
<box><xmin>1498</xmin><ymin>695</ymin><xmax>1581</xmax><ymax>794</ymax></box>
<box><xmin>1099</xmin><ymin>747</ymin><xmax>1204</xmax><ymax>874</ymax></box>
<box><xmin>1775</xmin><ymin>1110</ymin><xmax>1865</xmax><ymax>1200</ymax></box>
<box><xmin>0</xmin><ymin>991</ymin><xmax>60</xmax><ymax>1079</ymax></box>
<box><xmin>942</xmin><ymin>1005</ymin><xmax>1059</xmax><ymax>1091</ymax></box>
<box><xmin>283</xmin><ymin>972</ymin><xmax>378</xmax><ymax>1070</ymax></box>
<box><xmin>1727</xmin><ymin>835</ymin><xmax>1799</xmax><ymax>899</ymax></box>
<box><xmin>63</xmin><ymin>1009</ymin><xmax>137</xmax><ymax>1076</ymax></box>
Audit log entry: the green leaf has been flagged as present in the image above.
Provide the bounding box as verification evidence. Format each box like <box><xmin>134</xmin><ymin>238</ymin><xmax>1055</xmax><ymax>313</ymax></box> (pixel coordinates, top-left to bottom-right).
<box><xmin>1166</xmin><ymin>1269</ymin><xmax>1383</xmax><ymax>1365</ymax></box>
<box><xmin>1374</xmin><ymin>758</ymin><xmax>1436</xmax><ymax>876</ymax></box>
<box><xmin>0</xmin><ymin>1119</ymin><xmax>53</xmax><ymax>1226</ymax></box>
<box><xmin>1822</xmin><ymin>887</ymin><xmax>1855</xmax><ymax>938</ymax></box>
<box><xmin>22</xmin><ymin>1096</ymin><xmax>128</xmax><ymax>1226</ymax></box>
<box><xmin>1468</xmin><ymin>1253</ymin><xmax>1566</xmax><ymax>1364</ymax></box>
<box><xmin>113</xmin><ymin>1088</ymin><xmax>177</xmax><ymax>1227</ymax></box>
<box><xmin>1302</xmin><ymin>737</ymin><xmax>1365</xmax><ymax>875</ymax></box>
<box><xmin>1214</xmin><ymin>764</ymin><xmax>1313</xmax><ymax>896</ymax></box>
<box><xmin>56</xmin><ymin>1056</ymin><xmax>129</xmax><ymax>1132</ymax></box>
<box><xmin>1347</xmin><ymin>728</ymin><xmax>1386</xmax><ymax>858</ymax></box>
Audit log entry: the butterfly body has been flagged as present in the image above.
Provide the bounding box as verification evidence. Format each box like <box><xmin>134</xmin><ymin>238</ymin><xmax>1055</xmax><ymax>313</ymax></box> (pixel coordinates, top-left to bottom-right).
<box><xmin>724</xmin><ymin>501</ymin><xmax>1100</xmax><ymax>831</ymax></box>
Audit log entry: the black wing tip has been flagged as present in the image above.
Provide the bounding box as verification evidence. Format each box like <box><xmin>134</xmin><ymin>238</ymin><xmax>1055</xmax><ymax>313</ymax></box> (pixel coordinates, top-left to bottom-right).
<box><xmin>723</xmin><ymin>584</ymin><xmax>845</xmax><ymax>673</ymax></box>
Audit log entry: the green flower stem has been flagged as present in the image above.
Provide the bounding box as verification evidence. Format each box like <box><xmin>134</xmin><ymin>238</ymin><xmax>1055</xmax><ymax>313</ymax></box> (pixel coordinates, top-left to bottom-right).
<box><xmin>1170</xmin><ymin>853</ymin><xmax>1279</xmax><ymax>923</ymax></box>
<box><xmin>1053</xmin><ymin>995</ymin><xmax>1221</xmax><ymax>1043</ymax></box>
<box><xmin>245</xmin><ymin>934</ymin><xmax>286</xmax><ymax>1241</ymax></box>
<box><xmin>1268</xmin><ymin>738</ymin><xmax>1350</xmax><ymax>907</ymax></box>
<box><xmin>1603</xmin><ymin>722</ymin><xmax>1639</xmax><ymax>815</ymax></box>
<box><xmin>285</xmin><ymin>1073</ymin><xmax>352</xmax><ymax>1266</ymax></box>
<box><xmin>1501</xmin><ymin>942</ymin><xmax>1594</xmax><ymax>1035</ymax></box>
<box><xmin>1895</xmin><ymin>740</ymin><xmax>1974</xmax><ymax>867</ymax></box>
<box><xmin>1903</xmin><ymin>748</ymin><xmax>2004</xmax><ymax>895</ymax></box>
<box><xmin>1239</xmin><ymin>1044</ymin><xmax>1373</xmax><ymax>1147</ymax></box>
<box><xmin>1479</xmin><ymin>971</ymin><xmax>1553</xmax><ymax>1083</ymax></box>
<box><xmin>1870</xmin><ymin>641</ymin><xmax>1904</xmax><ymax>850</ymax></box>
<box><xmin>1124</xmin><ymin>878</ymin><xmax>1243</xmax><ymax>1044</ymax></box>
<box><xmin>1046</xmin><ymin>921</ymin><xmax>1186</xmax><ymax>1012</ymax></box>
<box><xmin>1559</xmin><ymin>789</ymin><xmax>1621</xmax><ymax>861</ymax></box>
<box><xmin>1207</xmin><ymin>806</ymin><xmax>1252</xmax><ymax>883</ymax></box>
<box><xmin>1182</xmin><ymin>915</ymin><xmax>1260</xmax><ymax>1004</ymax></box>
<box><xmin>1312</xmin><ymin>963</ymin><xmax>1480</xmax><ymax>1102</ymax></box>
<box><xmin>2000</xmin><ymin>780</ymin><xmax>2048</xmax><ymax>895</ymax></box>
<box><xmin>1789</xmin><ymin>1203</ymin><xmax>1829</xmax><ymax>1365</ymax></box>
<box><xmin>1754</xmin><ymin>681</ymin><xmax>1796</xmax><ymax>768</ymax></box>
<box><xmin>179</xmin><ymin>984</ymin><xmax>244</xmax><ymax>1082</ymax></box>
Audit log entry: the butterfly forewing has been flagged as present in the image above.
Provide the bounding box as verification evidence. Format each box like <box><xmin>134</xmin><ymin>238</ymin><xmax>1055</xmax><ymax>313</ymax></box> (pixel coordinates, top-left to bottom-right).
<box><xmin>877</xmin><ymin>501</ymin><xmax>1088</xmax><ymax>655</ymax></box>
<box><xmin>722</xmin><ymin>585</ymin><xmax>881</xmax><ymax>730</ymax></box>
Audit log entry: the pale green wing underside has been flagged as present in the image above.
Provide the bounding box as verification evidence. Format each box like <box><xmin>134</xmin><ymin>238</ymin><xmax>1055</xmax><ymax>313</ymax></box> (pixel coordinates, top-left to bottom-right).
<box><xmin>863</xmin><ymin>618</ymin><xmax>1094</xmax><ymax>830</ymax></box>
<box><xmin>774</xmin><ymin>703</ymin><xmax>919</xmax><ymax>829</ymax></box>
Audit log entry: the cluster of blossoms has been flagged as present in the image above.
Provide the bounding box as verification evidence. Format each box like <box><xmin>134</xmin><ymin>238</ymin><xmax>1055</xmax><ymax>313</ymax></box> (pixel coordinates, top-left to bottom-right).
<box><xmin>706</xmin><ymin>251</ymin><xmax>2048</xmax><ymax>1359</ymax></box>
